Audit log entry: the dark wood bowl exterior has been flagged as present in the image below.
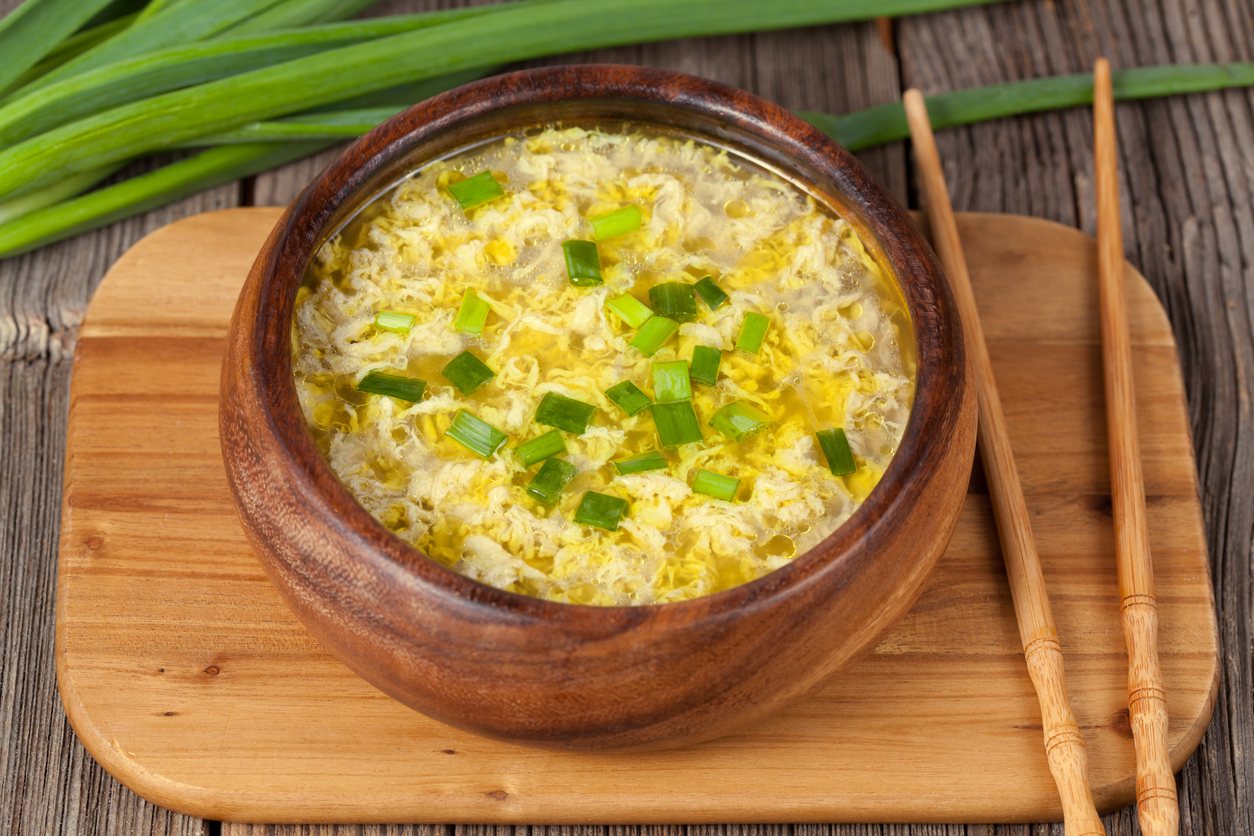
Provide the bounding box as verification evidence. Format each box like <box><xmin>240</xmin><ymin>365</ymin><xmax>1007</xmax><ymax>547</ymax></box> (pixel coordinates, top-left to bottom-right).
<box><xmin>219</xmin><ymin>65</ymin><xmax>976</xmax><ymax>752</ymax></box>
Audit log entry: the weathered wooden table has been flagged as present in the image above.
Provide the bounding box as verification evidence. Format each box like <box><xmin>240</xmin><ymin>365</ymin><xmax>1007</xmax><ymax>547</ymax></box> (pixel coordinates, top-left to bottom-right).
<box><xmin>2</xmin><ymin>0</ymin><xmax>1250</xmax><ymax>833</ymax></box>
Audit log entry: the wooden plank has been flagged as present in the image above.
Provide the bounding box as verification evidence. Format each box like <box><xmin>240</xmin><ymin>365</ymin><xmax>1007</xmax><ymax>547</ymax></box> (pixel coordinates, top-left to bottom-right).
<box><xmin>897</xmin><ymin>1</ymin><xmax>1254</xmax><ymax>834</ymax></box>
<box><xmin>57</xmin><ymin>208</ymin><xmax>1216</xmax><ymax>825</ymax></box>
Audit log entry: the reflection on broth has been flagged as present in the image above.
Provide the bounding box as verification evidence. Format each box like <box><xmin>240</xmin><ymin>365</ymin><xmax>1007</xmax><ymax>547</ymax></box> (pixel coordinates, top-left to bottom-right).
<box><xmin>292</xmin><ymin>126</ymin><xmax>915</xmax><ymax>606</ymax></box>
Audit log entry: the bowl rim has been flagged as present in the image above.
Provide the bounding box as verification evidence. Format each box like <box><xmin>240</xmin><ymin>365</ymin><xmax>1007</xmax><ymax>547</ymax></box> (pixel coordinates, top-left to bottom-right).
<box><xmin>244</xmin><ymin>63</ymin><xmax>961</xmax><ymax>625</ymax></box>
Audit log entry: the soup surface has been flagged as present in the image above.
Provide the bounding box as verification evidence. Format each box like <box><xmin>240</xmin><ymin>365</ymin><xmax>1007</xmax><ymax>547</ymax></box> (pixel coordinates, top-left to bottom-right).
<box><xmin>293</xmin><ymin>126</ymin><xmax>914</xmax><ymax>606</ymax></box>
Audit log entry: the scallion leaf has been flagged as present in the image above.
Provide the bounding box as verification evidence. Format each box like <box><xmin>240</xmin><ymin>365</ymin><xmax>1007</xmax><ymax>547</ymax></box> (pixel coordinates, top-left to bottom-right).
<box><xmin>614</xmin><ymin>451</ymin><xmax>668</xmax><ymax>475</ymax></box>
<box><xmin>561</xmin><ymin>239</ymin><xmax>602</xmax><ymax>286</ymax></box>
<box><xmin>526</xmin><ymin>457</ymin><xmax>578</xmax><ymax>505</ymax></box>
<box><xmin>514</xmin><ymin>429</ymin><xmax>567</xmax><ymax>467</ymax></box>
<box><xmin>692</xmin><ymin>469</ymin><xmax>740</xmax><ymax>501</ymax></box>
<box><xmin>356</xmin><ymin>371</ymin><xmax>426</xmax><ymax>403</ymax></box>
<box><xmin>651</xmin><ymin>360</ymin><xmax>691</xmax><ymax>403</ymax></box>
<box><xmin>649</xmin><ymin>282</ymin><xmax>697</xmax><ymax>323</ymax></box>
<box><xmin>650</xmin><ymin>400</ymin><xmax>703</xmax><ymax>448</ymax></box>
<box><xmin>604</xmin><ymin>380</ymin><xmax>652</xmax><ymax>416</ymax></box>
<box><xmin>448</xmin><ymin>169</ymin><xmax>505</xmax><ymax>211</ymax></box>
<box><xmin>629</xmin><ymin>316</ymin><xmax>679</xmax><ymax>357</ymax></box>
<box><xmin>605</xmin><ymin>293</ymin><xmax>652</xmax><ymax>328</ymax></box>
<box><xmin>816</xmin><ymin>428</ymin><xmax>858</xmax><ymax>476</ymax></box>
<box><xmin>736</xmin><ymin>311</ymin><xmax>771</xmax><ymax>354</ymax></box>
<box><xmin>454</xmin><ymin>288</ymin><xmax>491</xmax><ymax>334</ymax></box>
<box><xmin>572</xmin><ymin>490</ymin><xmax>628</xmax><ymax>532</ymax></box>
<box><xmin>441</xmin><ymin>349</ymin><xmax>495</xmax><ymax>395</ymax></box>
<box><xmin>0</xmin><ymin>0</ymin><xmax>116</xmax><ymax>96</ymax></box>
<box><xmin>710</xmin><ymin>400</ymin><xmax>774</xmax><ymax>441</ymax></box>
<box><xmin>535</xmin><ymin>392</ymin><xmax>597</xmax><ymax>434</ymax></box>
<box><xmin>589</xmin><ymin>204</ymin><xmax>641</xmax><ymax>240</ymax></box>
<box><xmin>694</xmin><ymin>276</ymin><xmax>729</xmax><ymax>310</ymax></box>
<box><xmin>689</xmin><ymin>345</ymin><xmax>721</xmax><ymax>386</ymax></box>
<box><xmin>375</xmin><ymin>310</ymin><xmax>415</xmax><ymax>333</ymax></box>
<box><xmin>444</xmin><ymin>409</ymin><xmax>508</xmax><ymax>458</ymax></box>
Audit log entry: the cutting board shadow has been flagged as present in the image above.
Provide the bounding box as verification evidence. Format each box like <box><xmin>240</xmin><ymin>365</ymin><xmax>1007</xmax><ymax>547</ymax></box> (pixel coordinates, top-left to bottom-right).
<box><xmin>56</xmin><ymin>208</ymin><xmax>1218</xmax><ymax>825</ymax></box>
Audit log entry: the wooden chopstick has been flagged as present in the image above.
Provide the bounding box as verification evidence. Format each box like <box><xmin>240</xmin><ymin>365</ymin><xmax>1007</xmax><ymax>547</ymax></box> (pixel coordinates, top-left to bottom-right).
<box><xmin>903</xmin><ymin>89</ymin><xmax>1106</xmax><ymax>836</ymax></box>
<box><xmin>1093</xmin><ymin>57</ymin><xmax>1179</xmax><ymax>836</ymax></box>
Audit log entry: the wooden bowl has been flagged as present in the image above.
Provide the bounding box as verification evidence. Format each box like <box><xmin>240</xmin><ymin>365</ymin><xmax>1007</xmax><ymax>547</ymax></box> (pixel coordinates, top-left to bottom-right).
<box><xmin>219</xmin><ymin>65</ymin><xmax>976</xmax><ymax>752</ymax></box>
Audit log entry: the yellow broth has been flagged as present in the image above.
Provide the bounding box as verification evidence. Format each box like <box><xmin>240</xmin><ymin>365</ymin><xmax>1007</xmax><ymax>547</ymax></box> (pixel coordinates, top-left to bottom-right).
<box><xmin>293</xmin><ymin>126</ymin><xmax>914</xmax><ymax>605</ymax></box>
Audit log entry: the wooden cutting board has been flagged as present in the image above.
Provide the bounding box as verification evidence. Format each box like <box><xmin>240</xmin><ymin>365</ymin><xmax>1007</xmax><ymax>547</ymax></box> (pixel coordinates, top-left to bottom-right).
<box><xmin>57</xmin><ymin>207</ymin><xmax>1218</xmax><ymax>825</ymax></box>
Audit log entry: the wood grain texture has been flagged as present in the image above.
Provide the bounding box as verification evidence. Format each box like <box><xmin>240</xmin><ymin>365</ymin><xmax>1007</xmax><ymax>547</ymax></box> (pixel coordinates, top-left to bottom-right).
<box><xmin>904</xmin><ymin>90</ymin><xmax>1103</xmax><ymax>836</ymax></box>
<box><xmin>58</xmin><ymin>207</ymin><xmax>1214</xmax><ymax>824</ymax></box>
<box><xmin>2</xmin><ymin>0</ymin><xmax>1251</xmax><ymax>832</ymax></box>
<box><xmin>1093</xmin><ymin>60</ymin><xmax>1176</xmax><ymax>836</ymax></box>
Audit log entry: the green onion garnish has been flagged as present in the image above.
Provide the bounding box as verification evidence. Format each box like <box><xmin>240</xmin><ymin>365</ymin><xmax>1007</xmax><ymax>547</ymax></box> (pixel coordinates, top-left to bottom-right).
<box><xmin>651</xmin><ymin>360</ymin><xmax>691</xmax><ymax>403</ymax></box>
<box><xmin>736</xmin><ymin>311</ymin><xmax>771</xmax><ymax>354</ymax></box>
<box><xmin>441</xmin><ymin>349</ymin><xmax>495</xmax><ymax>395</ymax></box>
<box><xmin>526</xmin><ymin>457</ymin><xmax>578</xmax><ymax>506</ymax></box>
<box><xmin>817</xmin><ymin>428</ymin><xmax>858</xmax><ymax>476</ymax></box>
<box><xmin>629</xmin><ymin>315</ymin><xmax>679</xmax><ymax>356</ymax></box>
<box><xmin>605</xmin><ymin>293</ymin><xmax>653</xmax><ymax>328</ymax></box>
<box><xmin>562</xmin><ymin>239</ymin><xmax>602</xmax><ymax>286</ymax></box>
<box><xmin>589</xmin><ymin>204</ymin><xmax>641</xmax><ymax>240</ymax></box>
<box><xmin>648</xmin><ymin>282</ymin><xmax>697</xmax><ymax>323</ymax></box>
<box><xmin>356</xmin><ymin>371</ymin><xmax>426</xmax><ymax>403</ymax></box>
<box><xmin>514</xmin><ymin>429</ymin><xmax>566</xmax><ymax>467</ymax></box>
<box><xmin>689</xmin><ymin>345</ymin><xmax>721</xmax><ymax>386</ymax></box>
<box><xmin>454</xmin><ymin>288</ymin><xmax>490</xmax><ymax>334</ymax></box>
<box><xmin>375</xmin><ymin>310</ymin><xmax>415</xmax><ymax>334</ymax></box>
<box><xmin>448</xmin><ymin>170</ymin><xmax>504</xmax><ymax>211</ymax></box>
<box><xmin>614</xmin><ymin>451</ymin><xmax>668</xmax><ymax>475</ymax></box>
<box><xmin>572</xmin><ymin>490</ymin><xmax>628</xmax><ymax>531</ymax></box>
<box><xmin>605</xmin><ymin>380</ymin><xmax>652</xmax><ymax>416</ymax></box>
<box><xmin>694</xmin><ymin>276</ymin><xmax>729</xmax><ymax>310</ymax></box>
<box><xmin>692</xmin><ymin>469</ymin><xmax>740</xmax><ymax>501</ymax></box>
<box><xmin>535</xmin><ymin>392</ymin><xmax>597</xmax><ymax>434</ymax></box>
<box><xmin>710</xmin><ymin>400</ymin><xmax>774</xmax><ymax>442</ymax></box>
<box><xmin>650</xmin><ymin>400</ymin><xmax>703</xmax><ymax>448</ymax></box>
<box><xmin>444</xmin><ymin>409</ymin><xmax>508</xmax><ymax>458</ymax></box>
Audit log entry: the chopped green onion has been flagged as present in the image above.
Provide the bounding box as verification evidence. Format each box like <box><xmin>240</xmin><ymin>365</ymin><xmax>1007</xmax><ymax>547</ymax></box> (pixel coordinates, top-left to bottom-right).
<box><xmin>441</xmin><ymin>350</ymin><xmax>495</xmax><ymax>395</ymax></box>
<box><xmin>614</xmin><ymin>451</ymin><xmax>668</xmax><ymax>475</ymax></box>
<box><xmin>736</xmin><ymin>311</ymin><xmax>771</xmax><ymax>354</ymax></box>
<box><xmin>710</xmin><ymin>400</ymin><xmax>775</xmax><ymax>442</ymax></box>
<box><xmin>375</xmin><ymin>310</ymin><xmax>415</xmax><ymax>333</ymax></box>
<box><xmin>650</xmin><ymin>400</ymin><xmax>703</xmax><ymax>448</ymax></box>
<box><xmin>526</xmin><ymin>457</ymin><xmax>578</xmax><ymax>506</ymax></box>
<box><xmin>514</xmin><ymin>429</ymin><xmax>566</xmax><ymax>467</ymax></box>
<box><xmin>690</xmin><ymin>345</ymin><xmax>721</xmax><ymax>386</ymax></box>
<box><xmin>817</xmin><ymin>428</ymin><xmax>858</xmax><ymax>476</ymax></box>
<box><xmin>448</xmin><ymin>170</ymin><xmax>504</xmax><ymax>211</ymax></box>
<box><xmin>692</xmin><ymin>470</ymin><xmax>740</xmax><ymax>501</ymax></box>
<box><xmin>589</xmin><ymin>204</ymin><xmax>641</xmax><ymax>240</ymax></box>
<box><xmin>629</xmin><ymin>316</ymin><xmax>679</xmax><ymax>356</ymax></box>
<box><xmin>651</xmin><ymin>360</ymin><xmax>691</xmax><ymax>403</ymax></box>
<box><xmin>649</xmin><ymin>282</ymin><xmax>698</xmax><ymax>322</ymax></box>
<box><xmin>562</xmin><ymin>239</ymin><xmax>602</xmax><ymax>286</ymax></box>
<box><xmin>535</xmin><ymin>392</ymin><xmax>597</xmax><ymax>434</ymax></box>
<box><xmin>605</xmin><ymin>380</ymin><xmax>652</xmax><ymax>416</ymax></box>
<box><xmin>605</xmin><ymin>293</ymin><xmax>653</xmax><ymax>328</ymax></box>
<box><xmin>454</xmin><ymin>288</ymin><xmax>491</xmax><ymax>334</ymax></box>
<box><xmin>573</xmin><ymin>490</ymin><xmax>628</xmax><ymax>532</ymax></box>
<box><xmin>694</xmin><ymin>276</ymin><xmax>729</xmax><ymax>310</ymax></box>
<box><xmin>356</xmin><ymin>371</ymin><xmax>426</xmax><ymax>403</ymax></box>
<box><xmin>444</xmin><ymin>409</ymin><xmax>508</xmax><ymax>458</ymax></box>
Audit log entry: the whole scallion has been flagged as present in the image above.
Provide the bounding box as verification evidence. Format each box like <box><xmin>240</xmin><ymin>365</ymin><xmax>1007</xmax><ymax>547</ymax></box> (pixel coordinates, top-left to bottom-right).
<box><xmin>0</xmin><ymin>0</ymin><xmax>116</xmax><ymax>94</ymax></box>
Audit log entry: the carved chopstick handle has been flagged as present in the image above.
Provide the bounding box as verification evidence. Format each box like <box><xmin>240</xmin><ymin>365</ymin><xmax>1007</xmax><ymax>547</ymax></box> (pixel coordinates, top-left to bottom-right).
<box><xmin>1094</xmin><ymin>58</ymin><xmax>1178</xmax><ymax>836</ymax></box>
<box><xmin>1025</xmin><ymin>636</ymin><xmax>1107</xmax><ymax>836</ymax></box>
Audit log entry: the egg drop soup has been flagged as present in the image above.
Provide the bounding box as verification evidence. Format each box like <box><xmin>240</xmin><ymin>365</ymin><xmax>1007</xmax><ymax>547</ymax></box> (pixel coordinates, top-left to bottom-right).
<box><xmin>293</xmin><ymin>125</ymin><xmax>915</xmax><ymax>606</ymax></box>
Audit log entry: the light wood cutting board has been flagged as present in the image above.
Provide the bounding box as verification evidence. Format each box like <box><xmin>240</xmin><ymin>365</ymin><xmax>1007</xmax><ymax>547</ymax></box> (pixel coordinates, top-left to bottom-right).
<box><xmin>56</xmin><ymin>207</ymin><xmax>1218</xmax><ymax>825</ymax></box>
